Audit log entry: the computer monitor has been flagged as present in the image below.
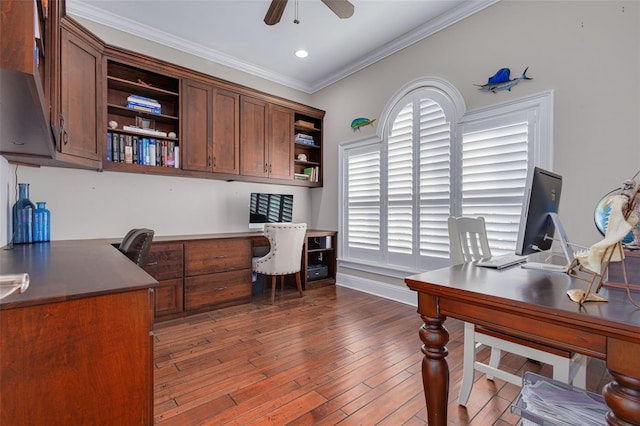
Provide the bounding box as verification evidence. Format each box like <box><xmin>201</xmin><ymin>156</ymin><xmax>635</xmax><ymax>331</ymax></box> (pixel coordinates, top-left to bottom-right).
<box><xmin>515</xmin><ymin>167</ymin><xmax>573</xmax><ymax>266</ymax></box>
<box><xmin>249</xmin><ymin>193</ymin><xmax>293</xmax><ymax>230</ymax></box>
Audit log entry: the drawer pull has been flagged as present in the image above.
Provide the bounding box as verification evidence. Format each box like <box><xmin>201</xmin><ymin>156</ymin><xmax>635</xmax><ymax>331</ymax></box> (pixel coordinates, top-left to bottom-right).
<box><xmin>214</xmin><ymin>287</ymin><xmax>228</xmax><ymax>291</ymax></box>
<box><xmin>213</xmin><ymin>255</ymin><xmax>226</xmax><ymax>259</ymax></box>
<box><xmin>146</xmin><ymin>261</ymin><xmax>158</xmax><ymax>266</ymax></box>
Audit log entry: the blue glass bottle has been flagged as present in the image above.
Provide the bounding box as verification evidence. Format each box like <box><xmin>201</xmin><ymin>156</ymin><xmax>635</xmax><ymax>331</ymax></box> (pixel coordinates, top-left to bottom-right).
<box><xmin>12</xmin><ymin>183</ymin><xmax>35</xmax><ymax>244</ymax></box>
<box><xmin>34</xmin><ymin>202</ymin><xmax>51</xmax><ymax>242</ymax></box>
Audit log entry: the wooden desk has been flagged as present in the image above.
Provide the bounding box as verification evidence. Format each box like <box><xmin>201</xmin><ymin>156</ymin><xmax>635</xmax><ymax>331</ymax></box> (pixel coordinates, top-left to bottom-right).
<box><xmin>405</xmin><ymin>264</ymin><xmax>640</xmax><ymax>426</ymax></box>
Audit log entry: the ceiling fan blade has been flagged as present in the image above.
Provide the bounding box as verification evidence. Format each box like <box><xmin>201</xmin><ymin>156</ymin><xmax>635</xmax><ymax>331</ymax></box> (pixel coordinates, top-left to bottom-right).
<box><xmin>321</xmin><ymin>0</ymin><xmax>354</xmax><ymax>19</ymax></box>
<box><xmin>264</xmin><ymin>0</ymin><xmax>288</xmax><ymax>25</ymax></box>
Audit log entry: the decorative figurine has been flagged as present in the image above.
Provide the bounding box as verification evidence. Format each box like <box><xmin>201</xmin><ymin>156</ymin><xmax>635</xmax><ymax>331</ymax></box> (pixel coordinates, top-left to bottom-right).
<box><xmin>475</xmin><ymin>67</ymin><xmax>532</xmax><ymax>93</ymax></box>
<box><xmin>297</xmin><ymin>153</ymin><xmax>307</xmax><ymax>161</ymax></box>
<box><xmin>108</xmin><ymin>120</ymin><xmax>118</xmax><ymax>129</ymax></box>
<box><xmin>350</xmin><ymin>118</ymin><xmax>376</xmax><ymax>132</ymax></box>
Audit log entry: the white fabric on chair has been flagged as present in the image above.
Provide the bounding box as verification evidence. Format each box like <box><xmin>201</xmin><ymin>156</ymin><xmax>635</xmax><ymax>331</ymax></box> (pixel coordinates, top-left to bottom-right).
<box><xmin>252</xmin><ymin>223</ymin><xmax>307</xmax><ymax>303</ymax></box>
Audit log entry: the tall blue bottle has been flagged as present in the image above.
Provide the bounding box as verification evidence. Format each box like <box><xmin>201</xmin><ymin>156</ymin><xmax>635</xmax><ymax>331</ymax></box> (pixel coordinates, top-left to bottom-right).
<box><xmin>34</xmin><ymin>202</ymin><xmax>51</xmax><ymax>242</ymax></box>
<box><xmin>12</xmin><ymin>183</ymin><xmax>35</xmax><ymax>244</ymax></box>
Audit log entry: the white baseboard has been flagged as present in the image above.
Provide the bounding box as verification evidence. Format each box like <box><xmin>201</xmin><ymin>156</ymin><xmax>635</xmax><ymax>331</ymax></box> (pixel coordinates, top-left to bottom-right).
<box><xmin>336</xmin><ymin>272</ymin><xmax>417</xmax><ymax>307</ymax></box>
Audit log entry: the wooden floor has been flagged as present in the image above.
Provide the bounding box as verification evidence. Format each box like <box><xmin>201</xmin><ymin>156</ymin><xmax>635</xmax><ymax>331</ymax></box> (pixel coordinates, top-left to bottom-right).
<box><xmin>153</xmin><ymin>285</ymin><xmax>611</xmax><ymax>425</ymax></box>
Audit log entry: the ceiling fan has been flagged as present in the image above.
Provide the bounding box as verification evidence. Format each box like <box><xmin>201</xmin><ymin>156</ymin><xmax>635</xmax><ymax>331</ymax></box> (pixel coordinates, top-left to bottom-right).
<box><xmin>264</xmin><ymin>0</ymin><xmax>355</xmax><ymax>25</ymax></box>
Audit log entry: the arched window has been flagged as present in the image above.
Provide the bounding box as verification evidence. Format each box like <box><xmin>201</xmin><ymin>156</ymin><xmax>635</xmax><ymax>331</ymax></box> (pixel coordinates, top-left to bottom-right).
<box><xmin>339</xmin><ymin>78</ymin><xmax>552</xmax><ymax>274</ymax></box>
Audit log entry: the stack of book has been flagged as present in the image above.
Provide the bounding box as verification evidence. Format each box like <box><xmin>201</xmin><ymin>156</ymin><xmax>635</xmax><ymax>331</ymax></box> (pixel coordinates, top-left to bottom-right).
<box><xmin>303</xmin><ymin>166</ymin><xmax>320</xmax><ymax>182</ymax></box>
<box><xmin>126</xmin><ymin>95</ymin><xmax>161</xmax><ymax>114</ymax></box>
<box><xmin>294</xmin><ymin>133</ymin><xmax>315</xmax><ymax>146</ymax></box>
<box><xmin>107</xmin><ymin>131</ymin><xmax>179</xmax><ymax>168</ymax></box>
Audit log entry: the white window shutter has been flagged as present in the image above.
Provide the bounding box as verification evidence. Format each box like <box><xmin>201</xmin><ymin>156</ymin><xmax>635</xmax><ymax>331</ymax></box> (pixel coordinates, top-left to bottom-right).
<box><xmin>418</xmin><ymin>99</ymin><xmax>451</xmax><ymax>259</ymax></box>
<box><xmin>346</xmin><ymin>148</ymin><xmax>381</xmax><ymax>256</ymax></box>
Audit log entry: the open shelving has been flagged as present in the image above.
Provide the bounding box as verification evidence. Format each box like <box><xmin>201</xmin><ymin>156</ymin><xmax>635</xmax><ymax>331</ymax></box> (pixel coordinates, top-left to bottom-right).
<box><xmin>293</xmin><ymin>112</ymin><xmax>323</xmax><ymax>186</ymax></box>
<box><xmin>104</xmin><ymin>60</ymin><xmax>180</xmax><ymax>171</ymax></box>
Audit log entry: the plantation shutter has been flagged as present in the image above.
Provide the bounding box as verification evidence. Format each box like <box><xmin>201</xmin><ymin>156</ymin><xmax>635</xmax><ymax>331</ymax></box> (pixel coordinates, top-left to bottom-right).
<box><xmin>387</xmin><ymin>103</ymin><xmax>414</xmax><ymax>257</ymax></box>
<box><xmin>460</xmin><ymin>111</ymin><xmax>532</xmax><ymax>254</ymax></box>
<box><xmin>418</xmin><ymin>99</ymin><xmax>451</xmax><ymax>259</ymax></box>
<box><xmin>345</xmin><ymin>146</ymin><xmax>382</xmax><ymax>260</ymax></box>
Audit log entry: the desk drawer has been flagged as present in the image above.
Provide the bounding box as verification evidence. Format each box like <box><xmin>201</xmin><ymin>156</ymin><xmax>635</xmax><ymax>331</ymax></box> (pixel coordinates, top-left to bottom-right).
<box><xmin>144</xmin><ymin>243</ymin><xmax>184</xmax><ymax>281</ymax></box>
<box><xmin>184</xmin><ymin>269</ymin><xmax>252</xmax><ymax>310</ymax></box>
<box><xmin>185</xmin><ymin>239</ymin><xmax>252</xmax><ymax>276</ymax></box>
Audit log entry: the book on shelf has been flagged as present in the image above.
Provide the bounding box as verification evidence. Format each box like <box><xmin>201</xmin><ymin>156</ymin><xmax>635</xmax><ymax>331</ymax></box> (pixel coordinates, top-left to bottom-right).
<box><xmin>126</xmin><ymin>103</ymin><xmax>161</xmax><ymax>114</ymax></box>
<box><xmin>132</xmin><ymin>136</ymin><xmax>139</xmax><ymax>164</ymax></box>
<box><xmin>303</xmin><ymin>166</ymin><xmax>320</xmax><ymax>182</ymax></box>
<box><xmin>127</xmin><ymin>94</ymin><xmax>160</xmax><ymax>107</ymax></box>
<box><xmin>118</xmin><ymin>134</ymin><xmax>125</xmax><ymax>163</ymax></box>
<box><xmin>295</xmin><ymin>135</ymin><xmax>315</xmax><ymax>145</ymax></box>
<box><xmin>106</xmin><ymin>133</ymin><xmax>112</xmax><ymax>162</ymax></box>
<box><xmin>295</xmin><ymin>120</ymin><xmax>315</xmax><ymax>129</ymax></box>
<box><xmin>294</xmin><ymin>173</ymin><xmax>311</xmax><ymax>180</ymax></box>
<box><xmin>148</xmin><ymin>139</ymin><xmax>156</xmax><ymax>166</ymax></box>
<box><xmin>106</xmin><ymin>130</ymin><xmax>178</xmax><ymax>168</ymax></box>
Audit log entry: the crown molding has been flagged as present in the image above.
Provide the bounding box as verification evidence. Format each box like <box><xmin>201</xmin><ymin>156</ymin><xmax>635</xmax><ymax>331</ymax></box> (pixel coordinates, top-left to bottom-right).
<box><xmin>67</xmin><ymin>0</ymin><xmax>499</xmax><ymax>94</ymax></box>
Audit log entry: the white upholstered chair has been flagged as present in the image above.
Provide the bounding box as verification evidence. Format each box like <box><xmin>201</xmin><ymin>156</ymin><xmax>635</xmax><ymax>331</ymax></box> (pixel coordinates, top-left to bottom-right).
<box><xmin>253</xmin><ymin>223</ymin><xmax>307</xmax><ymax>304</ymax></box>
<box><xmin>448</xmin><ymin>216</ymin><xmax>587</xmax><ymax>406</ymax></box>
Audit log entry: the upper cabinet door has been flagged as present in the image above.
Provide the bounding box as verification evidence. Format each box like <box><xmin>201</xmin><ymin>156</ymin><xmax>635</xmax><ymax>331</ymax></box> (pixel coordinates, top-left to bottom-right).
<box><xmin>268</xmin><ymin>104</ymin><xmax>294</xmax><ymax>180</ymax></box>
<box><xmin>181</xmin><ymin>79</ymin><xmax>213</xmax><ymax>172</ymax></box>
<box><xmin>58</xmin><ymin>24</ymin><xmax>102</xmax><ymax>161</ymax></box>
<box><xmin>240</xmin><ymin>96</ymin><xmax>269</xmax><ymax>178</ymax></box>
<box><xmin>212</xmin><ymin>88</ymin><xmax>240</xmax><ymax>175</ymax></box>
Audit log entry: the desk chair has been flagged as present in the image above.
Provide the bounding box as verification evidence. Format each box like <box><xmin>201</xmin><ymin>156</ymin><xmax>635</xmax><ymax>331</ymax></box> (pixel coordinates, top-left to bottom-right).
<box><xmin>448</xmin><ymin>216</ymin><xmax>587</xmax><ymax>406</ymax></box>
<box><xmin>253</xmin><ymin>223</ymin><xmax>307</xmax><ymax>304</ymax></box>
<box><xmin>119</xmin><ymin>228</ymin><xmax>154</xmax><ymax>268</ymax></box>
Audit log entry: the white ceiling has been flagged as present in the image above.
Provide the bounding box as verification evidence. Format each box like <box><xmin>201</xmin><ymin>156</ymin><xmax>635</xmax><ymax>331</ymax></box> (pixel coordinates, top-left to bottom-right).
<box><xmin>66</xmin><ymin>0</ymin><xmax>497</xmax><ymax>93</ymax></box>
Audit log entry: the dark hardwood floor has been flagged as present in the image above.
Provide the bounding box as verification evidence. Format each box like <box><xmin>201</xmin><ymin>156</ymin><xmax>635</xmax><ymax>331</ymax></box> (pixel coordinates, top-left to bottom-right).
<box><xmin>153</xmin><ymin>285</ymin><xmax>611</xmax><ymax>425</ymax></box>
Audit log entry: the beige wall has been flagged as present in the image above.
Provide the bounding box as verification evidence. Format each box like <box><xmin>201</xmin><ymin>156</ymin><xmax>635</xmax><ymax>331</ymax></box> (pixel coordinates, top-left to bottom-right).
<box><xmin>2</xmin><ymin>1</ymin><xmax>639</xmax><ymax>250</ymax></box>
<box><xmin>313</xmin><ymin>0</ymin><xmax>640</xmax><ymax>250</ymax></box>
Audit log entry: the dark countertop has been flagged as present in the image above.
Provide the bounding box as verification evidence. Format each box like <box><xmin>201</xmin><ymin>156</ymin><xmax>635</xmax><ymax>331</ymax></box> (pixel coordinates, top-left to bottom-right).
<box><xmin>0</xmin><ymin>239</ymin><xmax>158</xmax><ymax>310</ymax></box>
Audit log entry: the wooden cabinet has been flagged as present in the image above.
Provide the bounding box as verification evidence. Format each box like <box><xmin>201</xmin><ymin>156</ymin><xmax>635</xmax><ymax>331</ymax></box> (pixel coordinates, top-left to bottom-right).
<box><xmin>182</xmin><ymin>78</ymin><xmax>212</xmax><ymax>172</ymax></box>
<box><xmin>143</xmin><ymin>242</ymin><xmax>184</xmax><ymax>319</ymax></box>
<box><xmin>0</xmin><ymin>0</ymin><xmax>56</xmax><ymax>159</ymax></box>
<box><xmin>53</xmin><ymin>19</ymin><xmax>103</xmax><ymax>167</ymax></box>
<box><xmin>302</xmin><ymin>230</ymin><xmax>337</xmax><ymax>290</ymax></box>
<box><xmin>0</xmin><ymin>240</ymin><xmax>156</xmax><ymax>425</ymax></box>
<box><xmin>1</xmin><ymin>0</ymin><xmax>326</xmax><ymax>187</ymax></box>
<box><xmin>240</xmin><ymin>96</ymin><xmax>269</xmax><ymax>177</ymax></box>
<box><xmin>184</xmin><ymin>238</ymin><xmax>253</xmax><ymax>311</ymax></box>
<box><xmin>240</xmin><ymin>97</ymin><xmax>294</xmax><ymax>181</ymax></box>
<box><xmin>212</xmin><ymin>87</ymin><xmax>240</xmax><ymax>174</ymax></box>
<box><xmin>268</xmin><ymin>103</ymin><xmax>295</xmax><ymax>180</ymax></box>
<box><xmin>0</xmin><ymin>290</ymin><xmax>154</xmax><ymax>425</ymax></box>
<box><xmin>182</xmin><ymin>80</ymin><xmax>240</xmax><ymax>175</ymax></box>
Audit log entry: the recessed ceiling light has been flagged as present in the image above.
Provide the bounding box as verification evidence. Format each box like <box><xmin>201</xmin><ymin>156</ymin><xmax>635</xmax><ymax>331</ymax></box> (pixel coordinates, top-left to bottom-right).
<box><xmin>295</xmin><ymin>49</ymin><xmax>308</xmax><ymax>58</ymax></box>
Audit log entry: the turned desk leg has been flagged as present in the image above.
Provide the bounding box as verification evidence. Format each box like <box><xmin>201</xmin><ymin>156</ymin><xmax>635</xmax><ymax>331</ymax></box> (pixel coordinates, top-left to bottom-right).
<box><xmin>417</xmin><ymin>292</ymin><xmax>449</xmax><ymax>426</ymax></box>
<box><xmin>603</xmin><ymin>372</ymin><xmax>640</xmax><ymax>425</ymax></box>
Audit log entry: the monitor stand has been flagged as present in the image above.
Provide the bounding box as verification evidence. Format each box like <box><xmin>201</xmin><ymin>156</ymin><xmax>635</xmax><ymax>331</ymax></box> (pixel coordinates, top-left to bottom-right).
<box><xmin>521</xmin><ymin>213</ymin><xmax>574</xmax><ymax>272</ymax></box>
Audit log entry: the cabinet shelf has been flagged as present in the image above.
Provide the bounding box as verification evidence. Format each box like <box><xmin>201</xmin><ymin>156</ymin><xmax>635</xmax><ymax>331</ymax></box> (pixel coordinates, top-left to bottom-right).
<box><xmin>107</xmin><ymin>75</ymin><xmax>179</xmax><ymax>101</ymax></box>
<box><xmin>295</xmin><ymin>160</ymin><xmax>320</xmax><ymax>167</ymax></box>
<box><xmin>294</xmin><ymin>142</ymin><xmax>320</xmax><ymax>149</ymax></box>
<box><xmin>103</xmin><ymin>161</ymin><xmax>183</xmax><ymax>174</ymax></box>
<box><xmin>308</xmin><ymin>247</ymin><xmax>334</xmax><ymax>253</ymax></box>
<box><xmin>107</xmin><ymin>104</ymin><xmax>179</xmax><ymax>122</ymax></box>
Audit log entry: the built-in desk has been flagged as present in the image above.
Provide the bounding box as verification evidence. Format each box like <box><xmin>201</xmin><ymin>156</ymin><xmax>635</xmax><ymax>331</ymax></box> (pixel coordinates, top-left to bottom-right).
<box><xmin>142</xmin><ymin>230</ymin><xmax>337</xmax><ymax>320</ymax></box>
<box><xmin>0</xmin><ymin>240</ymin><xmax>157</xmax><ymax>425</ymax></box>
<box><xmin>405</xmin><ymin>264</ymin><xmax>640</xmax><ymax>426</ymax></box>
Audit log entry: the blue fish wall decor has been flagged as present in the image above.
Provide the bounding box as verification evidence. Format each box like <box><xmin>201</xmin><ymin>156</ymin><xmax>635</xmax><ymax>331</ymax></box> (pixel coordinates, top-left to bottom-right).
<box><xmin>475</xmin><ymin>67</ymin><xmax>532</xmax><ymax>93</ymax></box>
<box><xmin>351</xmin><ymin>118</ymin><xmax>376</xmax><ymax>131</ymax></box>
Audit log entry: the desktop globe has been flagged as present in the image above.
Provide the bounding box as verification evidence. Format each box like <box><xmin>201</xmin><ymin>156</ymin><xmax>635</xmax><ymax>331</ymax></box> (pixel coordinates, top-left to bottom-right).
<box><xmin>594</xmin><ymin>189</ymin><xmax>638</xmax><ymax>245</ymax></box>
